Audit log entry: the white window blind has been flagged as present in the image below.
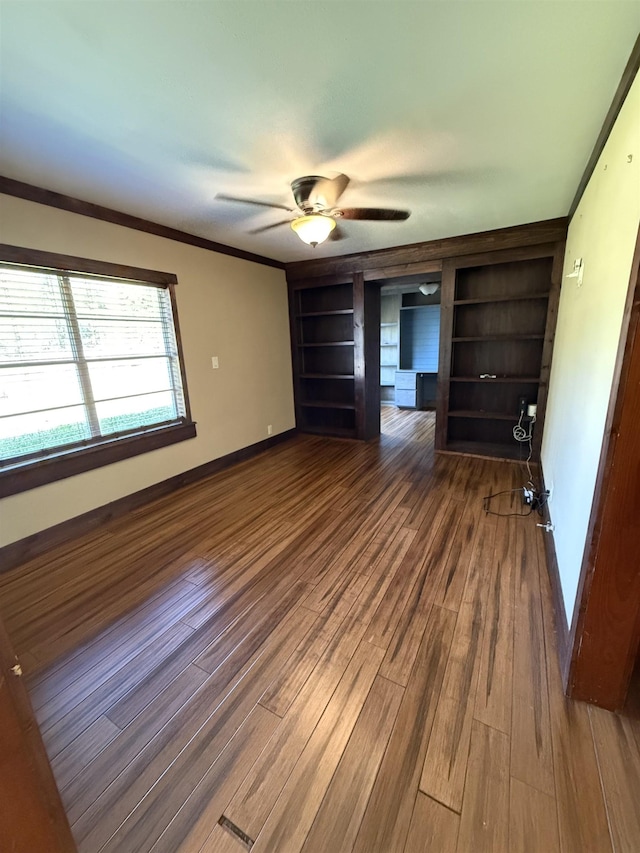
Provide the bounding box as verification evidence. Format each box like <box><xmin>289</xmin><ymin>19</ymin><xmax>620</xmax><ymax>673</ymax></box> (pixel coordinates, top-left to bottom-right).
<box><xmin>0</xmin><ymin>264</ymin><xmax>187</xmax><ymax>463</ymax></box>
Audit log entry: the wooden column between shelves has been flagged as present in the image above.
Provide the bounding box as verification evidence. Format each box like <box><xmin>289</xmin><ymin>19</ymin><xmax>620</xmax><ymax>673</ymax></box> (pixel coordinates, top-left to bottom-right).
<box><xmin>436</xmin><ymin>259</ymin><xmax>456</xmax><ymax>452</ymax></box>
<box><xmin>532</xmin><ymin>241</ymin><xmax>565</xmax><ymax>460</ymax></box>
<box><xmin>365</xmin><ymin>279</ymin><xmax>381</xmax><ymax>438</ymax></box>
<box><xmin>353</xmin><ymin>272</ymin><xmax>367</xmax><ymax>439</ymax></box>
<box><xmin>353</xmin><ymin>273</ymin><xmax>381</xmax><ymax>440</ymax></box>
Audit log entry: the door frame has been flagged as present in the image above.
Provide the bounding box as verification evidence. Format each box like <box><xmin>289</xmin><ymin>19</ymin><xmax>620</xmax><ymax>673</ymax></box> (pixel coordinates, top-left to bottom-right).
<box><xmin>0</xmin><ymin>611</ymin><xmax>76</xmax><ymax>851</ymax></box>
<box><xmin>565</xmin><ymin>224</ymin><xmax>640</xmax><ymax>710</ymax></box>
<box><xmin>371</xmin><ymin>265</ymin><xmax>444</xmax><ymax>420</ymax></box>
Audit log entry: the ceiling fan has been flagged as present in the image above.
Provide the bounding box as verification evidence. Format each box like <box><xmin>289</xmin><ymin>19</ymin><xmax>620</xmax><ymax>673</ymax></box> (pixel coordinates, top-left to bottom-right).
<box><xmin>216</xmin><ymin>173</ymin><xmax>410</xmax><ymax>247</ymax></box>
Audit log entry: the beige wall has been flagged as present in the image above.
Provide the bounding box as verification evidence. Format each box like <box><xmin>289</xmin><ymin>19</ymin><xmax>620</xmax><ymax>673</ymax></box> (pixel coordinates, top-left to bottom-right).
<box><xmin>541</xmin><ymin>72</ymin><xmax>640</xmax><ymax>625</ymax></box>
<box><xmin>0</xmin><ymin>195</ymin><xmax>295</xmax><ymax>547</ymax></box>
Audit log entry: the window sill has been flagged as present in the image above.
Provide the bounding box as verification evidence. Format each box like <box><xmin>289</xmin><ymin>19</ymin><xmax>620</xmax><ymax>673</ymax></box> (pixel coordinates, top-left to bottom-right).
<box><xmin>0</xmin><ymin>421</ymin><xmax>197</xmax><ymax>498</ymax></box>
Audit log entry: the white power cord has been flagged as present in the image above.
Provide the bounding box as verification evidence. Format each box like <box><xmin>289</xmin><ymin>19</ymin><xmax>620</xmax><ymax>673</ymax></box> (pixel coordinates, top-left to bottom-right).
<box><xmin>513</xmin><ymin>410</ymin><xmax>536</xmax><ymax>486</ymax></box>
<box><xmin>513</xmin><ymin>410</ymin><xmax>533</xmax><ymax>442</ymax></box>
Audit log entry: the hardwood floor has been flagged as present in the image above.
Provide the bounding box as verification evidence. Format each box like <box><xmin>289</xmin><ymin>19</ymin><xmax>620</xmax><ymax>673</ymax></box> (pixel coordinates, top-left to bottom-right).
<box><xmin>2</xmin><ymin>407</ymin><xmax>639</xmax><ymax>852</ymax></box>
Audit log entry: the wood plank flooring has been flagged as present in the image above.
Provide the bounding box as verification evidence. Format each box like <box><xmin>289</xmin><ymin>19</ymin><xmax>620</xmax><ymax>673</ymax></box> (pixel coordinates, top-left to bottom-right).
<box><xmin>2</xmin><ymin>407</ymin><xmax>639</xmax><ymax>852</ymax></box>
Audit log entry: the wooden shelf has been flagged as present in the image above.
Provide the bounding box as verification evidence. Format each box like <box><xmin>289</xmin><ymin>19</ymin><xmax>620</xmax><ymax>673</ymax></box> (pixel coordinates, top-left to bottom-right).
<box><xmin>453</xmin><ymin>292</ymin><xmax>550</xmax><ymax>306</ymax></box>
<box><xmin>452</xmin><ymin>334</ymin><xmax>545</xmax><ymax>342</ymax></box>
<box><xmin>439</xmin><ymin>440</ymin><xmax>527</xmax><ymax>461</ymax></box>
<box><xmin>448</xmin><ymin>410</ymin><xmax>518</xmax><ymax>421</ymax></box>
<box><xmin>297</xmin><ymin>309</ymin><xmax>354</xmax><ymax>317</ymax></box>
<box><xmin>449</xmin><ymin>376</ymin><xmax>541</xmax><ymax>383</ymax></box>
<box><xmin>300</xmin><ymin>373</ymin><xmax>355</xmax><ymax>380</ymax></box>
<box><xmin>299</xmin><ymin>424</ymin><xmax>356</xmax><ymax>439</ymax></box>
<box><xmin>300</xmin><ymin>401</ymin><xmax>356</xmax><ymax>410</ymax></box>
<box><xmin>298</xmin><ymin>341</ymin><xmax>354</xmax><ymax>347</ymax></box>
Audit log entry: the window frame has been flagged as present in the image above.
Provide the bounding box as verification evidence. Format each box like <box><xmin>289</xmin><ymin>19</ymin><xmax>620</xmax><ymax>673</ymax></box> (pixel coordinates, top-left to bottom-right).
<box><xmin>0</xmin><ymin>244</ymin><xmax>196</xmax><ymax>498</ymax></box>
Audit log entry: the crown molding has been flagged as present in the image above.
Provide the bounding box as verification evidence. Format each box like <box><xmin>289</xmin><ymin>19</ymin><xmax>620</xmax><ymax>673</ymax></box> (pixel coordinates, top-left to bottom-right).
<box><xmin>0</xmin><ymin>176</ymin><xmax>284</xmax><ymax>270</ymax></box>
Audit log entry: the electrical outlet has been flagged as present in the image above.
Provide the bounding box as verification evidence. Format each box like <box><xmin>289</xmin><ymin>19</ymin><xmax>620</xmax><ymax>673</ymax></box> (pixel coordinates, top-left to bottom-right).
<box><xmin>211</xmin><ymin>356</ymin><xmax>219</xmax><ymax>369</ymax></box>
<box><xmin>267</xmin><ymin>424</ymin><xmax>273</xmax><ymax>436</ymax></box>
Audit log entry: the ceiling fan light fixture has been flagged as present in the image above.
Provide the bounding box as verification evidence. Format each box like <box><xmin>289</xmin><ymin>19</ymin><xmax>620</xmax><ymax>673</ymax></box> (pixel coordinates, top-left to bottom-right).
<box><xmin>290</xmin><ymin>214</ymin><xmax>336</xmax><ymax>247</ymax></box>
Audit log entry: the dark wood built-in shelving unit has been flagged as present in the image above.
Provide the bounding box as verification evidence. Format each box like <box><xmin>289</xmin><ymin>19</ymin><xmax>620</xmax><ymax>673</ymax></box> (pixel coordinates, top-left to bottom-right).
<box><xmin>436</xmin><ymin>245</ymin><xmax>563</xmax><ymax>461</ymax></box>
<box><xmin>289</xmin><ymin>278</ymin><xmax>380</xmax><ymax>439</ymax></box>
<box><xmin>286</xmin><ymin>220</ymin><xmax>567</xmax><ymax>450</ymax></box>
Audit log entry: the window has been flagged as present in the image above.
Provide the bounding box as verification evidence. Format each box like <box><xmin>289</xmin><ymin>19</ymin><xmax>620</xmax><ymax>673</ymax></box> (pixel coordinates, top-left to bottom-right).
<box><xmin>0</xmin><ymin>246</ymin><xmax>195</xmax><ymax>497</ymax></box>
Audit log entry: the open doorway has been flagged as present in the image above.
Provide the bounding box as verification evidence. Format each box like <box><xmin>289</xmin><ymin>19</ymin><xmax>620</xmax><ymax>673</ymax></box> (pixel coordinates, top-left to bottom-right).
<box><xmin>377</xmin><ymin>273</ymin><xmax>442</xmax><ymax>411</ymax></box>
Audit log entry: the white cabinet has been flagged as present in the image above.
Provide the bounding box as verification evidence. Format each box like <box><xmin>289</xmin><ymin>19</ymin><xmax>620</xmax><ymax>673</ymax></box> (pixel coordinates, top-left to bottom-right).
<box><xmin>395</xmin><ymin>371</ymin><xmax>419</xmax><ymax>407</ymax></box>
<box><xmin>395</xmin><ymin>388</ymin><xmax>417</xmax><ymax>407</ymax></box>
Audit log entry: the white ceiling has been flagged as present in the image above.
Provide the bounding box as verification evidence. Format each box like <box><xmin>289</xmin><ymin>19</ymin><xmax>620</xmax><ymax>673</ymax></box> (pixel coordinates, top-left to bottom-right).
<box><xmin>1</xmin><ymin>2</ymin><xmax>638</xmax><ymax>264</ymax></box>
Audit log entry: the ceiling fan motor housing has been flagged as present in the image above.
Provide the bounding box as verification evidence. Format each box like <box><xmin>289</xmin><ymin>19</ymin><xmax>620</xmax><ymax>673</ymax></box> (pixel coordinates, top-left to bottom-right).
<box><xmin>291</xmin><ymin>176</ymin><xmax>328</xmax><ymax>214</ymax></box>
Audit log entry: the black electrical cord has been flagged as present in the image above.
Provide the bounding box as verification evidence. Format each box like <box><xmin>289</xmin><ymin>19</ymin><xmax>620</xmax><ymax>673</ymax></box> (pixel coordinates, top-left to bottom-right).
<box><xmin>533</xmin><ymin>488</ymin><xmax>549</xmax><ymax>516</ymax></box>
<box><xmin>482</xmin><ymin>488</ymin><xmax>534</xmax><ymax>518</ymax></box>
<box><xmin>481</xmin><ymin>413</ymin><xmax>550</xmax><ymax>519</ymax></box>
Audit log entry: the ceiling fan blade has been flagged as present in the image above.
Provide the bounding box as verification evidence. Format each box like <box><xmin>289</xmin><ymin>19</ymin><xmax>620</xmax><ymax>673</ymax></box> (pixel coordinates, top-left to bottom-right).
<box><xmin>310</xmin><ymin>173</ymin><xmax>350</xmax><ymax>208</ymax></box>
<box><xmin>337</xmin><ymin>207</ymin><xmax>410</xmax><ymax>221</ymax></box>
<box><xmin>249</xmin><ymin>219</ymin><xmax>292</xmax><ymax>234</ymax></box>
<box><xmin>216</xmin><ymin>193</ymin><xmax>294</xmax><ymax>212</ymax></box>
